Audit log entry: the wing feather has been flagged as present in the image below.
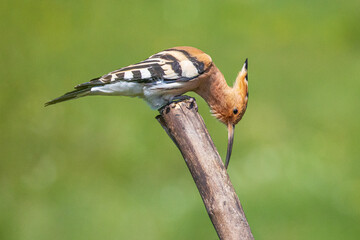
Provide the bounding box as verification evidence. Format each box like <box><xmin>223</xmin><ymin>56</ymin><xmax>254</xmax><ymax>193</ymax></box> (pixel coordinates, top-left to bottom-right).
<box><xmin>76</xmin><ymin>46</ymin><xmax>213</xmax><ymax>89</ymax></box>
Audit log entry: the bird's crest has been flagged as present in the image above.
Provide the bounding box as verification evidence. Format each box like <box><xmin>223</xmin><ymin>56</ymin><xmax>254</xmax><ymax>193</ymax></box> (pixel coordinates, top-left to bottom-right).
<box><xmin>234</xmin><ymin>59</ymin><xmax>248</xmax><ymax>106</ymax></box>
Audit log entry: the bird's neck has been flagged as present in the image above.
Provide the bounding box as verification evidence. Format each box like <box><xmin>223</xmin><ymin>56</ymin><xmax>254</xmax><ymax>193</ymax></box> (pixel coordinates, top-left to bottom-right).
<box><xmin>195</xmin><ymin>64</ymin><xmax>232</xmax><ymax>112</ymax></box>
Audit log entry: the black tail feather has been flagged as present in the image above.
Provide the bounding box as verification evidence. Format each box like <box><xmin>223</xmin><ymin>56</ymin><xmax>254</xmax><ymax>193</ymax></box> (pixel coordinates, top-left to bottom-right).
<box><xmin>45</xmin><ymin>87</ymin><xmax>91</xmax><ymax>107</ymax></box>
<box><xmin>74</xmin><ymin>77</ymin><xmax>105</xmax><ymax>89</ymax></box>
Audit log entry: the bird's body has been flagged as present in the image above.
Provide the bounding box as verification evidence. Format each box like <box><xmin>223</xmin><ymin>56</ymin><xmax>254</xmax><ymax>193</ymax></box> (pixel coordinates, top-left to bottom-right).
<box><xmin>46</xmin><ymin>46</ymin><xmax>248</xmax><ymax>168</ymax></box>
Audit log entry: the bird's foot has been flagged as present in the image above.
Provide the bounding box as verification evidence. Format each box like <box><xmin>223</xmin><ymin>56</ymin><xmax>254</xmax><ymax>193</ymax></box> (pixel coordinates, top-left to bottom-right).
<box><xmin>158</xmin><ymin>95</ymin><xmax>196</xmax><ymax>113</ymax></box>
<box><xmin>171</xmin><ymin>95</ymin><xmax>194</xmax><ymax>103</ymax></box>
<box><xmin>170</xmin><ymin>96</ymin><xmax>196</xmax><ymax>109</ymax></box>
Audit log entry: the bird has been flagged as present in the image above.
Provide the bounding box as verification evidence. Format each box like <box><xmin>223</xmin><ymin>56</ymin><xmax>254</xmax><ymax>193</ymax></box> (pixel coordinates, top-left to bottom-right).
<box><xmin>45</xmin><ymin>46</ymin><xmax>248</xmax><ymax>169</ymax></box>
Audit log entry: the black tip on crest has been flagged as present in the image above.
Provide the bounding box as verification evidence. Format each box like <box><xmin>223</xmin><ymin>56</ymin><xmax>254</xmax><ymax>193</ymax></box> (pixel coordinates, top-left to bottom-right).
<box><xmin>244</xmin><ymin>58</ymin><xmax>248</xmax><ymax>70</ymax></box>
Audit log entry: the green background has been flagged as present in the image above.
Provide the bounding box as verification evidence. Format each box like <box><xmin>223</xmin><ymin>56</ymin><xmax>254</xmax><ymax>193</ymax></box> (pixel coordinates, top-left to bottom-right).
<box><xmin>1</xmin><ymin>0</ymin><xmax>359</xmax><ymax>239</ymax></box>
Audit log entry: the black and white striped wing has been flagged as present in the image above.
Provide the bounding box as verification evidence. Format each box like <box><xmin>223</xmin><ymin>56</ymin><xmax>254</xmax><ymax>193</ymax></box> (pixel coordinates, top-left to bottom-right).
<box><xmin>75</xmin><ymin>47</ymin><xmax>213</xmax><ymax>89</ymax></box>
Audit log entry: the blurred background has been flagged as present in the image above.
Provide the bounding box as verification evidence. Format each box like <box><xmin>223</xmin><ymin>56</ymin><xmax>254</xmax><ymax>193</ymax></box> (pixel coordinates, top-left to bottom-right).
<box><xmin>1</xmin><ymin>0</ymin><xmax>359</xmax><ymax>239</ymax></box>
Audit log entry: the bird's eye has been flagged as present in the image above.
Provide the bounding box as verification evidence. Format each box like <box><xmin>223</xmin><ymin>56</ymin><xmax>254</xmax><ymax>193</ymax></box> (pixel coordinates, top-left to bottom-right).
<box><xmin>233</xmin><ymin>108</ymin><xmax>238</xmax><ymax>115</ymax></box>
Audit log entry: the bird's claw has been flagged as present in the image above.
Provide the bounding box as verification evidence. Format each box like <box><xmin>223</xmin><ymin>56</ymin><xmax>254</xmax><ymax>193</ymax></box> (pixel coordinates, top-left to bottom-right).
<box><xmin>158</xmin><ymin>95</ymin><xmax>196</xmax><ymax>113</ymax></box>
<box><xmin>172</xmin><ymin>95</ymin><xmax>196</xmax><ymax>110</ymax></box>
<box><xmin>171</xmin><ymin>95</ymin><xmax>194</xmax><ymax>103</ymax></box>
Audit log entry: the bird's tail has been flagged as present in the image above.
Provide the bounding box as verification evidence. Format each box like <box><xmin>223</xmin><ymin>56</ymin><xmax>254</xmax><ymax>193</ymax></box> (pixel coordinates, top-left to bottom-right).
<box><xmin>44</xmin><ymin>87</ymin><xmax>91</xmax><ymax>106</ymax></box>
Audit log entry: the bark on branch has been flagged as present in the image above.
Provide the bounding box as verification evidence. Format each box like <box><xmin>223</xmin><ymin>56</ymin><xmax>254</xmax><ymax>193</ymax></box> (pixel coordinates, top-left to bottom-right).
<box><xmin>156</xmin><ymin>98</ymin><xmax>254</xmax><ymax>240</ymax></box>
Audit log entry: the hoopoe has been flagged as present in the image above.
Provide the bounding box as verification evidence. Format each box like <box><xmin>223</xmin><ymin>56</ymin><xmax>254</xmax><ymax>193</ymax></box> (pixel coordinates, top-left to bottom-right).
<box><xmin>46</xmin><ymin>46</ymin><xmax>248</xmax><ymax>168</ymax></box>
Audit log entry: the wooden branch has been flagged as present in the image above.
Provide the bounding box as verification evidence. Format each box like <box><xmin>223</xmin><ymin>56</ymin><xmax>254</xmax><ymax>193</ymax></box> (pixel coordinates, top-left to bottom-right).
<box><xmin>156</xmin><ymin>98</ymin><xmax>254</xmax><ymax>240</ymax></box>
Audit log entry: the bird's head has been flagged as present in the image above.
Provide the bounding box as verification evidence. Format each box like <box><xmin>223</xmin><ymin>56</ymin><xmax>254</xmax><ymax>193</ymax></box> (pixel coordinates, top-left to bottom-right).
<box><xmin>211</xmin><ymin>59</ymin><xmax>248</xmax><ymax>169</ymax></box>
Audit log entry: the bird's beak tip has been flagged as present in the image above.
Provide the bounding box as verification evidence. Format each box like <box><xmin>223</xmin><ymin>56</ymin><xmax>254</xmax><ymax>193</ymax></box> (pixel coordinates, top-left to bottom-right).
<box><xmin>225</xmin><ymin>123</ymin><xmax>235</xmax><ymax>169</ymax></box>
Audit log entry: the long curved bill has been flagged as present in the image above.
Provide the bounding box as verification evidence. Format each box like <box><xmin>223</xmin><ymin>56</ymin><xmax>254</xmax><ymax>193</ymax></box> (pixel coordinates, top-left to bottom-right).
<box><xmin>225</xmin><ymin>123</ymin><xmax>235</xmax><ymax>169</ymax></box>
